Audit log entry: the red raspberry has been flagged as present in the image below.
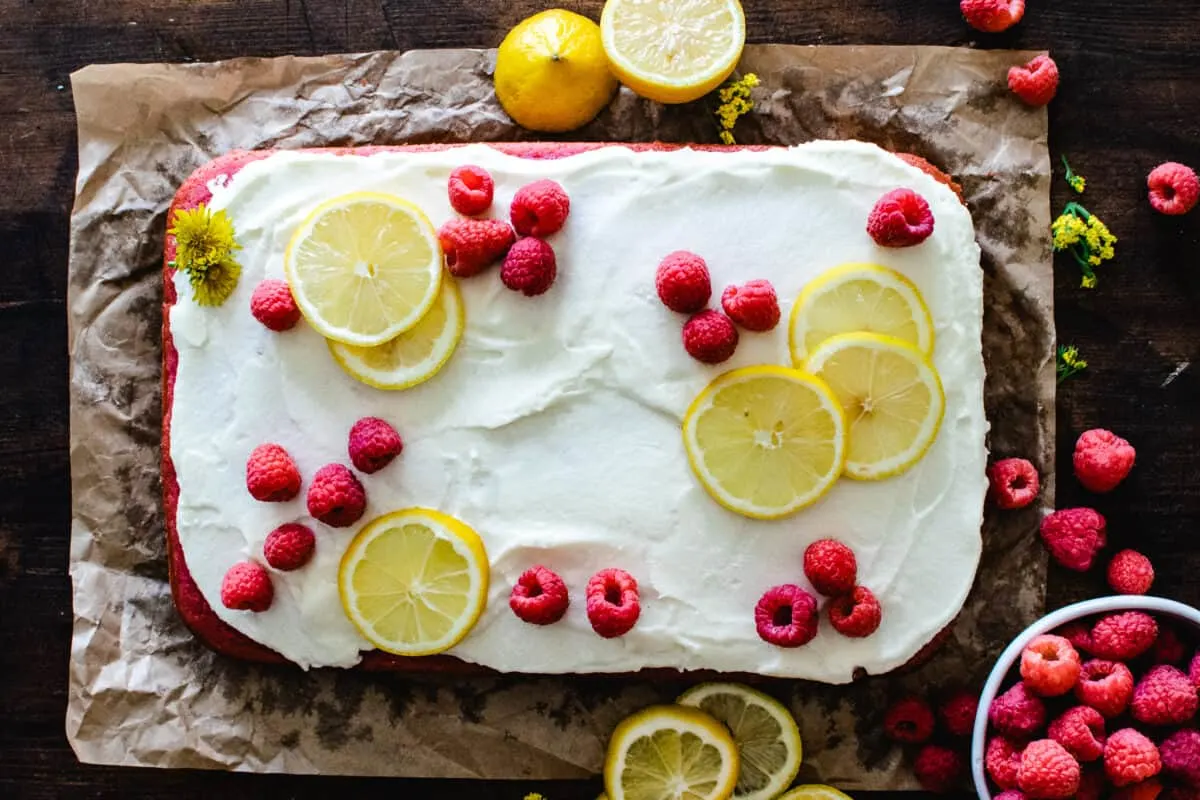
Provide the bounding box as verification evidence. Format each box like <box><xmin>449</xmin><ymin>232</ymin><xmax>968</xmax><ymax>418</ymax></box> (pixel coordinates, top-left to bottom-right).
<box><xmin>754</xmin><ymin>584</ymin><xmax>819</xmax><ymax>648</ymax></box>
<box><xmin>990</xmin><ymin>681</ymin><xmax>1048</xmax><ymax>739</ymax></box>
<box><xmin>220</xmin><ymin>561</ymin><xmax>273</xmax><ymax>611</ymax></box>
<box><xmin>1161</xmin><ymin>728</ymin><xmax>1200</xmax><ymax>787</ymax></box>
<box><xmin>586</xmin><ymin>568</ymin><xmax>640</xmax><ymax>638</ymax></box>
<box><xmin>994</xmin><ymin>791</ymin><xmax>1027</xmax><ymax>800</ymax></box>
<box><xmin>866</xmin><ymin>188</ymin><xmax>935</xmax><ymax>247</ymax></box>
<box><xmin>509</xmin><ymin>565</ymin><xmax>569</xmax><ymax>625</ymax></box>
<box><xmin>987</xmin><ymin>736</ymin><xmax>1025</xmax><ymax>790</ymax></box>
<box><xmin>245</xmin><ymin>443</ymin><xmax>301</xmax><ymax>502</ymax></box>
<box><xmin>828</xmin><ymin>586</ymin><xmax>881</xmax><ymax>638</ymax></box>
<box><xmin>1076</xmin><ymin>769</ymin><xmax>1106</xmax><ymax>800</ymax></box>
<box><xmin>438</xmin><ymin>218</ymin><xmax>516</xmax><ymax>278</ymax></box>
<box><xmin>262</xmin><ymin>523</ymin><xmax>316</xmax><ymax>571</ymax></box>
<box><xmin>884</xmin><ymin>696</ymin><xmax>935</xmax><ymax>744</ymax></box>
<box><xmin>347</xmin><ymin>417</ymin><xmax>403</xmax><ymax>474</ymax></box>
<box><xmin>1113</xmin><ymin>780</ymin><xmax>1165</xmax><ymax>800</ymax></box>
<box><xmin>721</xmin><ymin>280</ymin><xmax>781</xmax><ymax>332</ymax></box>
<box><xmin>913</xmin><ymin>744</ymin><xmax>964</xmax><ymax>793</ymax></box>
<box><xmin>1076</xmin><ymin>659</ymin><xmax>1136</xmax><ymax>718</ymax></box>
<box><xmin>1039</xmin><ymin>508</ymin><xmax>1107</xmax><ymax>572</ymax></box>
<box><xmin>1131</xmin><ymin>665</ymin><xmax>1198</xmax><ymax>726</ymax></box>
<box><xmin>960</xmin><ymin>0</ymin><xmax>1025</xmax><ymax>33</ymax></box>
<box><xmin>1008</xmin><ymin>55</ymin><xmax>1060</xmax><ymax>107</ymax></box>
<box><xmin>1149</xmin><ymin>624</ymin><xmax>1186</xmax><ymax>665</ymax></box>
<box><xmin>1105</xmin><ymin>728</ymin><xmax>1162</xmax><ymax>787</ymax></box>
<box><xmin>1190</xmin><ymin>651</ymin><xmax>1200</xmax><ymax>689</ymax></box>
<box><xmin>1148</xmin><ymin>162</ymin><xmax>1200</xmax><ymax>216</ymax></box>
<box><xmin>1021</xmin><ymin>634</ymin><xmax>1082</xmax><ymax>696</ymax></box>
<box><xmin>1074</xmin><ymin>428</ymin><xmax>1137</xmax><ymax>492</ymax></box>
<box><xmin>1017</xmin><ymin>739</ymin><xmax>1081</xmax><ymax>799</ymax></box>
<box><xmin>447</xmin><ymin>165</ymin><xmax>494</xmax><ymax>216</ymax></box>
<box><xmin>1048</xmin><ymin>706</ymin><xmax>1106</xmax><ymax>762</ymax></box>
<box><xmin>682</xmin><ymin>310</ymin><xmax>738</xmax><ymax>364</ymax></box>
<box><xmin>803</xmin><ymin>538</ymin><xmax>858</xmax><ymax>596</ymax></box>
<box><xmin>501</xmin><ymin>237</ymin><xmax>557</xmax><ymax>296</ymax></box>
<box><xmin>988</xmin><ymin>457</ymin><xmax>1041</xmax><ymax>510</ymax></box>
<box><xmin>250</xmin><ymin>279</ymin><xmax>301</xmax><ymax>331</ymax></box>
<box><xmin>938</xmin><ymin>689</ymin><xmax>979</xmax><ymax>738</ymax></box>
<box><xmin>306</xmin><ymin>463</ymin><xmax>366</xmax><ymax>528</ymax></box>
<box><xmin>510</xmin><ymin>179</ymin><xmax>570</xmax><ymax>237</ymax></box>
<box><xmin>1091</xmin><ymin>611</ymin><xmax>1159</xmax><ymax>661</ymax></box>
<box><xmin>1058</xmin><ymin>620</ymin><xmax>1095</xmax><ymax>656</ymax></box>
<box><xmin>655</xmin><ymin>251</ymin><xmax>712</xmax><ymax>314</ymax></box>
<box><xmin>1107</xmin><ymin>549</ymin><xmax>1155</xmax><ymax>595</ymax></box>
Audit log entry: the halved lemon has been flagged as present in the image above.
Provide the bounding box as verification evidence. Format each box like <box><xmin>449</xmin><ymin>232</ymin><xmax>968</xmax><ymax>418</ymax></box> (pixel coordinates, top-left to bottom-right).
<box><xmin>604</xmin><ymin>705</ymin><xmax>740</xmax><ymax>800</ymax></box>
<box><xmin>678</xmin><ymin>683</ymin><xmax>803</xmax><ymax>800</ymax></box>
<box><xmin>778</xmin><ymin>786</ymin><xmax>854</xmax><ymax>800</ymax></box>
<box><xmin>327</xmin><ymin>274</ymin><xmax>464</xmax><ymax>390</ymax></box>
<box><xmin>338</xmin><ymin>508</ymin><xmax>488</xmax><ymax>657</ymax></box>
<box><xmin>285</xmin><ymin>192</ymin><xmax>442</xmax><ymax>347</ymax></box>
<box><xmin>788</xmin><ymin>263</ymin><xmax>934</xmax><ymax>365</ymax></box>
<box><xmin>682</xmin><ymin>366</ymin><xmax>846</xmax><ymax>519</ymax></box>
<box><xmin>600</xmin><ymin>0</ymin><xmax>746</xmax><ymax>105</ymax></box>
<box><xmin>804</xmin><ymin>333</ymin><xmax>945</xmax><ymax>481</ymax></box>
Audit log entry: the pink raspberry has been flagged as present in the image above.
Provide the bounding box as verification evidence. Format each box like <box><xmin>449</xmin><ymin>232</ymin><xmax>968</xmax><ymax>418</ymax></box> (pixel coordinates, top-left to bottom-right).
<box><xmin>262</xmin><ymin>523</ymin><xmax>316</xmax><ymax>571</ymax></box>
<box><xmin>994</xmin><ymin>791</ymin><xmax>1028</xmax><ymax>800</ymax></box>
<box><xmin>866</xmin><ymin>188</ymin><xmax>935</xmax><ymax>247</ymax></box>
<box><xmin>1076</xmin><ymin>659</ymin><xmax>1136</xmax><ymax>718</ymax></box>
<box><xmin>990</xmin><ymin>681</ymin><xmax>1048</xmax><ymax>739</ymax></box>
<box><xmin>884</xmin><ymin>696</ymin><xmax>935</xmax><ymax>744</ymax></box>
<box><xmin>1149</xmin><ymin>624</ymin><xmax>1186</xmax><ymax>665</ymax></box>
<box><xmin>721</xmin><ymin>280</ymin><xmax>781</xmax><ymax>332</ymax></box>
<box><xmin>1017</xmin><ymin>739</ymin><xmax>1081</xmax><ymax>799</ymax></box>
<box><xmin>828</xmin><ymin>586</ymin><xmax>882</xmax><ymax>638</ymax></box>
<box><xmin>803</xmin><ymin>538</ymin><xmax>858</xmax><ymax>596</ymax></box>
<box><xmin>1107</xmin><ymin>549</ymin><xmax>1155</xmax><ymax>595</ymax></box>
<box><xmin>1161</xmin><ymin>729</ymin><xmax>1200</xmax><ymax>787</ymax></box>
<box><xmin>987</xmin><ymin>736</ymin><xmax>1025</xmax><ymax>790</ymax></box>
<box><xmin>306</xmin><ymin>463</ymin><xmax>366</xmax><ymax>528</ymax></box>
<box><xmin>1008</xmin><ymin>54</ymin><xmax>1060</xmax><ymax>107</ymax></box>
<box><xmin>682</xmin><ymin>310</ymin><xmax>739</xmax><ymax>364</ymax></box>
<box><xmin>250</xmin><ymin>279</ymin><xmax>301</xmax><ymax>331</ymax></box>
<box><xmin>1048</xmin><ymin>706</ymin><xmax>1106</xmax><ymax>762</ymax></box>
<box><xmin>1190</xmin><ymin>651</ymin><xmax>1200</xmax><ymax>689</ymax></box>
<box><xmin>988</xmin><ymin>457</ymin><xmax>1041</xmax><ymax>510</ymax></box>
<box><xmin>1132</xmin><ymin>665</ymin><xmax>1198</xmax><ymax>726</ymax></box>
<box><xmin>1091</xmin><ymin>611</ymin><xmax>1158</xmax><ymax>661</ymax></box>
<box><xmin>245</xmin><ymin>443</ymin><xmax>302</xmax><ymax>502</ymax></box>
<box><xmin>1074</xmin><ymin>428</ymin><xmax>1136</xmax><ymax>492</ymax></box>
<box><xmin>1105</xmin><ymin>728</ymin><xmax>1162</xmax><ymax>787</ymax></box>
<box><xmin>509</xmin><ymin>565</ymin><xmax>569</xmax><ymax>626</ymax></box>
<box><xmin>1148</xmin><ymin>162</ymin><xmax>1200</xmax><ymax>216</ymax></box>
<box><xmin>655</xmin><ymin>250</ymin><xmax>712</xmax><ymax>314</ymax></box>
<box><xmin>220</xmin><ymin>561</ymin><xmax>273</xmax><ymax>612</ymax></box>
<box><xmin>347</xmin><ymin>417</ymin><xmax>403</xmax><ymax>474</ymax></box>
<box><xmin>938</xmin><ymin>689</ymin><xmax>979</xmax><ymax>738</ymax></box>
<box><xmin>913</xmin><ymin>744</ymin><xmax>964</xmax><ymax>793</ymax></box>
<box><xmin>447</xmin><ymin>164</ymin><xmax>494</xmax><ymax>216</ymax></box>
<box><xmin>1058</xmin><ymin>620</ymin><xmax>1095</xmax><ymax>656</ymax></box>
<box><xmin>586</xmin><ymin>568</ymin><xmax>640</xmax><ymax>638</ymax></box>
<box><xmin>437</xmin><ymin>218</ymin><xmax>516</xmax><ymax>278</ymax></box>
<box><xmin>1039</xmin><ymin>507</ymin><xmax>1107</xmax><ymax>572</ymax></box>
<box><xmin>510</xmin><ymin>179</ymin><xmax>570</xmax><ymax>237</ymax></box>
<box><xmin>960</xmin><ymin>0</ymin><xmax>1025</xmax><ymax>33</ymax></box>
<box><xmin>754</xmin><ymin>584</ymin><xmax>819</xmax><ymax>648</ymax></box>
<box><xmin>501</xmin><ymin>237</ymin><xmax>557</xmax><ymax>296</ymax></box>
<box><xmin>1021</xmin><ymin>634</ymin><xmax>1082</xmax><ymax>696</ymax></box>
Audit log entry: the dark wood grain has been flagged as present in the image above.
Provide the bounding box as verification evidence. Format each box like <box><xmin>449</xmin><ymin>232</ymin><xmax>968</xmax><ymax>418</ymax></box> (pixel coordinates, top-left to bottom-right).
<box><xmin>2</xmin><ymin>0</ymin><xmax>1199</xmax><ymax>797</ymax></box>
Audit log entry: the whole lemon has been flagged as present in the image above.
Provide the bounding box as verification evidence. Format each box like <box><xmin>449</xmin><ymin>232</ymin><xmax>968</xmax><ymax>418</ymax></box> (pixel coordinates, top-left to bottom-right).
<box><xmin>495</xmin><ymin>9</ymin><xmax>619</xmax><ymax>133</ymax></box>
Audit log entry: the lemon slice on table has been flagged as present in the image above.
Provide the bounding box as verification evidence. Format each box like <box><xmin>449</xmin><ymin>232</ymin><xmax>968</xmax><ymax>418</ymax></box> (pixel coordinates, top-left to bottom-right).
<box><xmin>327</xmin><ymin>274</ymin><xmax>464</xmax><ymax>390</ymax></box>
<box><xmin>682</xmin><ymin>366</ymin><xmax>846</xmax><ymax>519</ymax></box>
<box><xmin>778</xmin><ymin>786</ymin><xmax>854</xmax><ymax>800</ymax></box>
<box><xmin>804</xmin><ymin>332</ymin><xmax>945</xmax><ymax>481</ymax></box>
<box><xmin>600</xmin><ymin>0</ymin><xmax>746</xmax><ymax>105</ymax></box>
<box><xmin>604</xmin><ymin>705</ymin><xmax>740</xmax><ymax>800</ymax></box>
<box><xmin>788</xmin><ymin>263</ymin><xmax>934</xmax><ymax>364</ymax></box>
<box><xmin>285</xmin><ymin>192</ymin><xmax>442</xmax><ymax>347</ymax></box>
<box><xmin>338</xmin><ymin>508</ymin><xmax>488</xmax><ymax>657</ymax></box>
<box><xmin>677</xmin><ymin>683</ymin><xmax>803</xmax><ymax>800</ymax></box>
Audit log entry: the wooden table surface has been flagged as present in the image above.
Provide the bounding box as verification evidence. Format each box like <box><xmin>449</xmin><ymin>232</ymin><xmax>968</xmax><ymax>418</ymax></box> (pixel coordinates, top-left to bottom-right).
<box><xmin>3</xmin><ymin>0</ymin><xmax>1199</xmax><ymax>797</ymax></box>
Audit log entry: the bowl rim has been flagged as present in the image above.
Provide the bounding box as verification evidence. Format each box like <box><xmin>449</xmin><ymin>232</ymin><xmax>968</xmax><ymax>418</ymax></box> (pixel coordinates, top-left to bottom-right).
<box><xmin>971</xmin><ymin>595</ymin><xmax>1200</xmax><ymax>799</ymax></box>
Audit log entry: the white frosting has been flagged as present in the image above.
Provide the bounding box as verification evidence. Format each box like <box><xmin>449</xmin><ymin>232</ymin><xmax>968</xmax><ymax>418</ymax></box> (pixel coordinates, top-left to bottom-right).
<box><xmin>169</xmin><ymin>142</ymin><xmax>988</xmax><ymax>682</ymax></box>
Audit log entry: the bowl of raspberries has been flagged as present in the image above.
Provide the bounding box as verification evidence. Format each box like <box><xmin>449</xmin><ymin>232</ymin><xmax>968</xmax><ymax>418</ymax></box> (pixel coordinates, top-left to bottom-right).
<box><xmin>971</xmin><ymin>595</ymin><xmax>1200</xmax><ymax>799</ymax></box>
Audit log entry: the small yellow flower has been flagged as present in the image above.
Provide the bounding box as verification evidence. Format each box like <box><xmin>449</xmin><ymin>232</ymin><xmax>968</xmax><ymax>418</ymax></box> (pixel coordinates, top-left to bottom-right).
<box><xmin>169</xmin><ymin>203</ymin><xmax>243</xmax><ymax>307</ymax></box>
<box><xmin>523</xmin><ymin>794</ymin><xmax>545</xmax><ymax>800</ymax></box>
<box><xmin>188</xmin><ymin>255</ymin><xmax>242</xmax><ymax>307</ymax></box>
<box><xmin>1062</xmin><ymin>156</ymin><xmax>1086</xmax><ymax>194</ymax></box>
<box><xmin>1057</xmin><ymin>345</ymin><xmax>1088</xmax><ymax>382</ymax></box>
<box><xmin>1052</xmin><ymin>201</ymin><xmax>1115</xmax><ymax>289</ymax></box>
<box><xmin>713</xmin><ymin>72</ymin><xmax>759</xmax><ymax>145</ymax></box>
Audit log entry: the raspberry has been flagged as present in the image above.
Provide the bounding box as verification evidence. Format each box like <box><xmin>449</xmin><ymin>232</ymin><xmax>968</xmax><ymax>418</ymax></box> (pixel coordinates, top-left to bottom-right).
<box><xmin>988</xmin><ymin>457</ymin><xmax>1041</xmax><ymax>510</ymax></box>
<box><xmin>884</xmin><ymin>696</ymin><xmax>935</xmax><ymax>744</ymax></box>
<box><xmin>509</xmin><ymin>565</ymin><xmax>569</xmax><ymax>626</ymax></box>
<box><xmin>987</xmin><ymin>736</ymin><xmax>1025</xmax><ymax>790</ymax></box>
<box><xmin>306</xmin><ymin>463</ymin><xmax>366</xmax><ymax>528</ymax></box>
<box><xmin>1039</xmin><ymin>508</ymin><xmax>1107</xmax><ymax>572</ymax></box>
<box><xmin>1008</xmin><ymin>55</ymin><xmax>1060</xmax><ymax>107</ymax></box>
<box><xmin>250</xmin><ymin>279</ymin><xmax>301</xmax><ymax>331</ymax></box>
<box><xmin>501</xmin><ymin>237</ymin><xmax>557</xmax><ymax>296</ymax></box>
<box><xmin>1149</xmin><ymin>624</ymin><xmax>1186</xmax><ymax>665</ymax></box>
<box><xmin>437</xmin><ymin>218</ymin><xmax>516</xmax><ymax>278</ymax></box>
<box><xmin>994</xmin><ymin>791</ymin><xmax>1027</xmax><ymax>800</ymax></box>
<box><xmin>754</xmin><ymin>584</ymin><xmax>819</xmax><ymax>648</ymax></box>
<box><xmin>721</xmin><ymin>280</ymin><xmax>781</xmax><ymax>332</ymax></box>
<box><xmin>1091</xmin><ymin>612</ymin><xmax>1159</xmax><ymax>661</ymax></box>
<box><xmin>510</xmin><ymin>179</ymin><xmax>570</xmax><ymax>237</ymax></box>
<box><xmin>803</xmin><ymin>539</ymin><xmax>858</xmax><ymax>596</ymax></box>
<box><xmin>682</xmin><ymin>310</ymin><xmax>739</xmax><ymax>364</ymax></box>
<box><xmin>1108</xmin><ymin>550</ymin><xmax>1155</xmax><ymax>595</ymax></box>
<box><xmin>262</xmin><ymin>523</ymin><xmax>316</xmax><ymax>571</ymax></box>
<box><xmin>960</xmin><ymin>0</ymin><xmax>1025</xmax><ymax>33</ymax></box>
<box><xmin>1021</xmin><ymin>634</ymin><xmax>1082</xmax><ymax>696</ymax></box>
<box><xmin>866</xmin><ymin>188</ymin><xmax>935</xmax><ymax>247</ymax></box>
<box><xmin>1131</xmin><ymin>665</ymin><xmax>1198</xmax><ymax>726</ymax></box>
<box><xmin>1161</xmin><ymin>729</ymin><xmax>1200</xmax><ymax>787</ymax></box>
<box><xmin>1113</xmin><ymin>779</ymin><xmax>1164</xmax><ymax>800</ymax></box>
<box><xmin>1148</xmin><ymin>162</ymin><xmax>1200</xmax><ymax>216</ymax></box>
<box><xmin>220</xmin><ymin>561</ymin><xmax>273</xmax><ymax>611</ymax></box>
<box><xmin>1048</xmin><ymin>706</ymin><xmax>1106</xmax><ymax>762</ymax></box>
<box><xmin>913</xmin><ymin>744</ymin><xmax>964</xmax><ymax>793</ymax></box>
<box><xmin>828</xmin><ymin>586</ymin><xmax>882</xmax><ymax>638</ymax></box>
<box><xmin>1190</xmin><ymin>651</ymin><xmax>1200</xmax><ymax>689</ymax></box>
<box><xmin>990</xmin><ymin>681</ymin><xmax>1048</xmax><ymax>739</ymax></box>
<box><xmin>1018</xmin><ymin>739</ymin><xmax>1081</xmax><ymax>799</ymax></box>
<box><xmin>347</xmin><ymin>417</ymin><xmax>403</xmax><ymax>474</ymax></box>
<box><xmin>1076</xmin><ymin>659</ymin><xmax>1136</xmax><ymax>718</ymax></box>
<box><xmin>1074</xmin><ymin>428</ymin><xmax>1137</xmax><ymax>493</ymax></box>
<box><xmin>1106</xmin><ymin>728</ymin><xmax>1162</xmax><ymax>787</ymax></box>
<box><xmin>447</xmin><ymin>165</ymin><xmax>495</xmax><ymax>216</ymax></box>
<box><xmin>655</xmin><ymin>251</ymin><xmax>712</xmax><ymax>314</ymax></box>
<box><xmin>586</xmin><ymin>568</ymin><xmax>640</xmax><ymax>638</ymax></box>
<box><xmin>938</xmin><ymin>689</ymin><xmax>979</xmax><ymax>738</ymax></box>
<box><xmin>1058</xmin><ymin>620</ymin><xmax>1095</xmax><ymax>655</ymax></box>
<box><xmin>245</xmin><ymin>443</ymin><xmax>301</xmax><ymax>502</ymax></box>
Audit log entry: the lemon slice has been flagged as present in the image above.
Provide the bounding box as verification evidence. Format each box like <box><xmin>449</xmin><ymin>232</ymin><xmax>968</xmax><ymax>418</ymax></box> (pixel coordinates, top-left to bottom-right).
<box><xmin>604</xmin><ymin>705</ymin><xmax>740</xmax><ymax>800</ymax></box>
<box><xmin>804</xmin><ymin>333</ymin><xmax>945</xmax><ymax>480</ymax></box>
<box><xmin>682</xmin><ymin>366</ymin><xmax>846</xmax><ymax>519</ymax></box>
<box><xmin>285</xmin><ymin>192</ymin><xmax>443</xmax><ymax>347</ymax></box>
<box><xmin>778</xmin><ymin>786</ymin><xmax>854</xmax><ymax>800</ymax></box>
<box><xmin>327</xmin><ymin>274</ymin><xmax>464</xmax><ymax>390</ymax></box>
<box><xmin>338</xmin><ymin>508</ymin><xmax>488</xmax><ymax>656</ymax></box>
<box><xmin>600</xmin><ymin>0</ymin><xmax>746</xmax><ymax>105</ymax></box>
<box><xmin>678</xmin><ymin>683</ymin><xmax>803</xmax><ymax>800</ymax></box>
<box><xmin>788</xmin><ymin>263</ymin><xmax>934</xmax><ymax>364</ymax></box>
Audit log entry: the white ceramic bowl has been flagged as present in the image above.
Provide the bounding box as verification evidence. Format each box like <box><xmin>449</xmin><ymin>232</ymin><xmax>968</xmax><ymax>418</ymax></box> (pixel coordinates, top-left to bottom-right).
<box><xmin>971</xmin><ymin>595</ymin><xmax>1200</xmax><ymax>799</ymax></box>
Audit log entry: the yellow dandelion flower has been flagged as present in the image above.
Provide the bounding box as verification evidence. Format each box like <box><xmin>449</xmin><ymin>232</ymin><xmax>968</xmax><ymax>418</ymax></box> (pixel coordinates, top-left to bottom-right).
<box><xmin>189</xmin><ymin>255</ymin><xmax>242</xmax><ymax>307</ymax></box>
<box><xmin>169</xmin><ymin>203</ymin><xmax>243</xmax><ymax>307</ymax></box>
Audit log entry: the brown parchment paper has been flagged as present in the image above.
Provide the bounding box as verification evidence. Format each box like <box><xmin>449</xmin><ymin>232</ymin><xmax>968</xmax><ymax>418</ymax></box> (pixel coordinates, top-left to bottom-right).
<box><xmin>67</xmin><ymin>46</ymin><xmax>1054</xmax><ymax>787</ymax></box>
